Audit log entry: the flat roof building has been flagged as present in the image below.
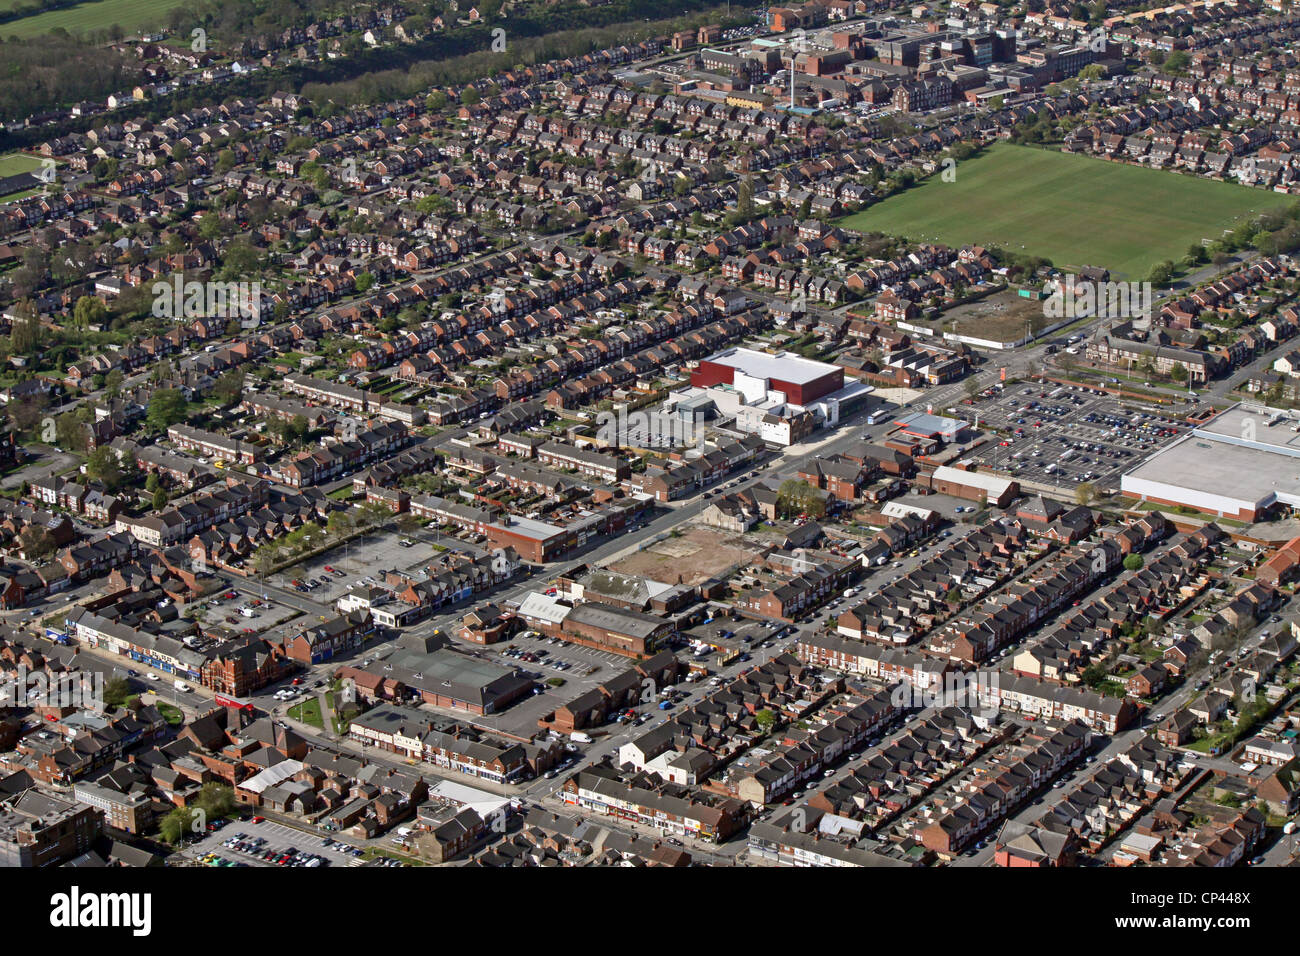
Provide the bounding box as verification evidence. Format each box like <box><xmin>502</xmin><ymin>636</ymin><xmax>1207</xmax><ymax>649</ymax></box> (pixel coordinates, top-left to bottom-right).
<box><xmin>692</xmin><ymin>347</ymin><xmax>844</xmax><ymax>405</ymax></box>
<box><xmin>926</xmin><ymin>464</ymin><xmax>1018</xmax><ymax>508</ymax></box>
<box><xmin>1122</xmin><ymin>406</ymin><xmax>1300</xmax><ymax>522</ymax></box>
<box><xmin>894</xmin><ymin>412</ymin><xmax>967</xmax><ymax>441</ymax></box>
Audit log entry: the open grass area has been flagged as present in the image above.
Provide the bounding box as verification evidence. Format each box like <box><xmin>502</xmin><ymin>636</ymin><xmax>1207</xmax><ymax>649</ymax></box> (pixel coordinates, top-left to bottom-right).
<box><xmin>839</xmin><ymin>144</ymin><xmax>1288</xmax><ymax>280</ymax></box>
<box><xmin>0</xmin><ymin>0</ymin><xmax>183</xmax><ymax>40</ymax></box>
<box><xmin>288</xmin><ymin>696</ymin><xmax>324</xmax><ymax>729</ymax></box>
<box><xmin>0</xmin><ymin>153</ymin><xmax>42</xmax><ymax>178</ymax></box>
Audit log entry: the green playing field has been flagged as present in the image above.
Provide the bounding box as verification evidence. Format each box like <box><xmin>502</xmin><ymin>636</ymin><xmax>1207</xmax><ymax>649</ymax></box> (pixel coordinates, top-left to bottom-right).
<box><xmin>839</xmin><ymin>143</ymin><xmax>1289</xmax><ymax>279</ymax></box>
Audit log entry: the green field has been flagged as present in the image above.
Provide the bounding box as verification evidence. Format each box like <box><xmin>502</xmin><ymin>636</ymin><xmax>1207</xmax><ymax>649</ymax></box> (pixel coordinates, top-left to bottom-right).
<box><xmin>0</xmin><ymin>152</ymin><xmax>42</xmax><ymax>177</ymax></box>
<box><xmin>839</xmin><ymin>144</ymin><xmax>1289</xmax><ymax>280</ymax></box>
<box><xmin>0</xmin><ymin>0</ymin><xmax>183</xmax><ymax>40</ymax></box>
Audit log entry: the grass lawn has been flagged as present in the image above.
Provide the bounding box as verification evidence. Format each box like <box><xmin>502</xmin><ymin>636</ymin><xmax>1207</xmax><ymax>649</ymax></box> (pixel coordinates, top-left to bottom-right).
<box><xmin>0</xmin><ymin>0</ymin><xmax>185</xmax><ymax>39</ymax></box>
<box><xmin>288</xmin><ymin>696</ymin><xmax>323</xmax><ymax>728</ymax></box>
<box><xmin>0</xmin><ymin>153</ymin><xmax>42</xmax><ymax>178</ymax></box>
<box><xmin>360</xmin><ymin>845</ymin><xmax>425</xmax><ymax>866</ymax></box>
<box><xmin>839</xmin><ymin>144</ymin><xmax>1288</xmax><ymax>280</ymax></box>
<box><xmin>157</xmin><ymin>702</ymin><xmax>184</xmax><ymax>725</ymax></box>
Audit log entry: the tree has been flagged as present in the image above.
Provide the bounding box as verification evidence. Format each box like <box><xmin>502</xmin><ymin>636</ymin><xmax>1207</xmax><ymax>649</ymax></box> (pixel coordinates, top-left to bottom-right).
<box><xmin>17</xmin><ymin>526</ymin><xmax>55</xmax><ymax>560</ymax></box>
<box><xmin>85</xmin><ymin>446</ymin><xmax>123</xmax><ymax>491</ymax></box>
<box><xmin>1123</xmin><ymin>554</ymin><xmax>1144</xmax><ymax>571</ymax></box>
<box><xmin>8</xmin><ymin>312</ymin><xmax>43</xmax><ymax>356</ymax></box>
<box><xmin>1075</xmin><ymin>481</ymin><xmax>1095</xmax><ymax>506</ymax></box>
<box><xmin>73</xmin><ymin>295</ymin><xmax>107</xmax><ymax>329</ymax></box>
<box><xmin>219</xmin><ymin>241</ymin><xmax>262</xmax><ymax>280</ymax></box>
<box><xmin>55</xmin><ymin>408</ymin><xmax>92</xmax><ymax>454</ymax></box>
<box><xmin>152</xmin><ymin>487</ymin><xmax>168</xmax><ymax>511</ymax></box>
<box><xmin>272</xmin><ymin>414</ymin><xmax>309</xmax><ymax>446</ymax></box>
<box><xmin>1147</xmin><ymin>260</ymin><xmax>1176</xmax><ymax>286</ymax></box>
<box><xmin>145</xmin><ymin>472</ymin><xmax>161</xmax><ymax>494</ymax></box>
<box><xmin>103</xmin><ymin>676</ymin><xmax>132</xmax><ymax>709</ymax></box>
<box><xmin>327</xmin><ymin>510</ymin><xmax>355</xmax><ymax>537</ymax></box>
<box><xmin>146</xmin><ymin>388</ymin><xmax>189</xmax><ymax>430</ymax></box>
<box><xmin>776</xmin><ymin>479</ymin><xmax>826</xmax><ymax>519</ymax></box>
<box><xmin>755</xmin><ymin>709</ymin><xmax>777</xmax><ymax>734</ymax></box>
<box><xmin>253</xmin><ymin>548</ymin><xmax>278</xmax><ymax>578</ymax></box>
<box><xmin>1170</xmin><ymin>363</ymin><xmax>1189</xmax><ymax>384</ymax></box>
<box><xmin>194</xmin><ymin>782</ymin><xmax>235</xmax><ymax>820</ymax></box>
<box><xmin>159</xmin><ymin>806</ymin><xmax>200</xmax><ymax>844</ymax></box>
<box><xmin>197</xmin><ymin>211</ymin><xmax>224</xmax><ymax>240</ymax></box>
<box><xmin>212</xmin><ymin>369</ymin><xmax>245</xmax><ymax>407</ymax></box>
<box><xmin>1080</xmin><ymin>663</ymin><xmax>1108</xmax><ymax>688</ymax></box>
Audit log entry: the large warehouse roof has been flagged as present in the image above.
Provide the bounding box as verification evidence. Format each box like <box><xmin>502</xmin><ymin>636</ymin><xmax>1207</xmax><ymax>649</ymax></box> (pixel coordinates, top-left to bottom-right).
<box><xmin>1122</xmin><ymin>434</ymin><xmax>1300</xmax><ymax>514</ymax></box>
<box><xmin>704</xmin><ymin>347</ymin><xmax>839</xmax><ymax>385</ymax></box>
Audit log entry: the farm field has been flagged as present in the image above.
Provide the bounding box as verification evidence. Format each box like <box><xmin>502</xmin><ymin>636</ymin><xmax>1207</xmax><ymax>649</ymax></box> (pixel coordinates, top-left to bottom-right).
<box><xmin>0</xmin><ymin>0</ymin><xmax>183</xmax><ymax>40</ymax></box>
<box><xmin>838</xmin><ymin>143</ymin><xmax>1289</xmax><ymax>280</ymax></box>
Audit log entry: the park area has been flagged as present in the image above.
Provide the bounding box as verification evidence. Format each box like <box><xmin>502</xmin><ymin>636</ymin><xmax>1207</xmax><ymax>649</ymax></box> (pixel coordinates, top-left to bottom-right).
<box><xmin>0</xmin><ymin>0</ymin><xmax>184</xmax><ymax>40</ymax></box>
<box><xmin>839</xmin><ymin>144</ymin><xmax>1288</xmax><ymax>280</ymax></box>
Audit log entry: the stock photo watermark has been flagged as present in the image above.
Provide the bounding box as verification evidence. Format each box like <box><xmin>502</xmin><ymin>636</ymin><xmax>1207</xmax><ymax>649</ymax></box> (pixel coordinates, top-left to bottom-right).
<box><xmin>889</xmin><ymin>670</ymin><xmax>1001</xmax><ymax>719</ymax></box>
<box><xmin>151</xmin><ymin>276</ymin><xmax>263</xmax><ymax>329</ymax></box>
<box><xmin>1043</xmin><ymin>275</ymin><xmax>1152</xmax><ymax>322</ymax></box>
<box><xmin>596</xmin><ymin>407</ymin><xmax>706</xmax><ymax>450</ymax></box>
<box><xmin>1</xmin><ymin>666</ymin><xmax>104</xmax><ymax>710</ymax></box>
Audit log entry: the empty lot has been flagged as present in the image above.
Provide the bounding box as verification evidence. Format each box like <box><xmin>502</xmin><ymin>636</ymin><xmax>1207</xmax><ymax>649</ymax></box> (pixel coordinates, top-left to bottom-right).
<box><xmin>609</xmin><ymin>527</ymin><xmax>761</xmax><ymax>587</ymax></box>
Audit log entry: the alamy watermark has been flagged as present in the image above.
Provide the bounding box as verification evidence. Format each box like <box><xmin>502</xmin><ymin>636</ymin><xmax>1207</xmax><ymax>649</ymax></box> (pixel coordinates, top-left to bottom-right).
<box><xmin>151</xmin><ymin>276</ymin><xmax>263</xmax><ymax>329</ymax></box>
<box><xmin>1</xmin><ymin>665</ymin><xmax>104</xmax><ymax>710</ymax></box>
<box><xmin>889</xmin><ymin>670</ymin><xmax>1000</xmax><ymax>719</ymax></box>
<box><xmin>596</xmin><ymin>407</ymin><xmax>706</xmax><ymax>450</ymax></box>
<box><xmin>1043</xmin><ymin>274</ymin><xmax>1152</xmax><ymax>322</ymax></box>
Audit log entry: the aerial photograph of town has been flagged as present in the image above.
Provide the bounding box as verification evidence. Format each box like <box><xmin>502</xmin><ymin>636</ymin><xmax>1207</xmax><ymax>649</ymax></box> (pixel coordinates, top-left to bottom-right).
<box><xmin>0</xmin><ymin>0</ymin><xmax>1297</xmax><ymax>926</ymax></box>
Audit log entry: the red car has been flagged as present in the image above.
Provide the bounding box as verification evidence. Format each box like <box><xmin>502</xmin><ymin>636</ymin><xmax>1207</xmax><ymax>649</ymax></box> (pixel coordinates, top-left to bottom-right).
<box><xmin>252</xmin><ymin>816</ymin><xmax>265</xmax><ymax>824</ymax></box>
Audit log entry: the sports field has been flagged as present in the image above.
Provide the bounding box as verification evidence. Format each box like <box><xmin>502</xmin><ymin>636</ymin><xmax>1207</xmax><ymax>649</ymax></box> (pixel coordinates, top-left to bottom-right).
<box><xmin>839</xmin><ymin>144</ymin><xmax>1289</xmax><ymax>279</ymax></box>
<box><xmin>0</xmin><ymin>153</ymin><xmax>42</xmax><ymax>178</ymax></box>
<box><xmin>0</xmin><ymin>0</ymin><xmax>183</xmax><ymax>40</ymax></box>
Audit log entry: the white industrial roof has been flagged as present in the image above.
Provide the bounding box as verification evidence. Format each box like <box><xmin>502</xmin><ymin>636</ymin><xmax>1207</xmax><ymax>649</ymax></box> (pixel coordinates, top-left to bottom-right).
<box><xmin>706</xmin><ymin>347</ymin><xmax>838</xmax><ymax>385</ymax></box>
<box><xmin>931</xmin><ymin>465</ymin><xmax>1015</xmax><ymax>497</ymax></box>
<box><xmin>517</xmin><ymin>591</ymin><xmax>573</xmax><ymax>626</ymax></box>
<box><xmin>238</xmin><ymin>759</ymin><xmax>305</xmax><ymax>794</ymax></box>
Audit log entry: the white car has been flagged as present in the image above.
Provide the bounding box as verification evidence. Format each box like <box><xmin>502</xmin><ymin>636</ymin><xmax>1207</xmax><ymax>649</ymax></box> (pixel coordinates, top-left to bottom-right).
<box><xmin>174</xmin><ymin>681</ymin><xmax>191</xmax><ymax>692</ymax></box>
<box><xmin>147</xmin><ymin>673</ymin><xmax>160</xmax><ymax>681</ymax></box>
